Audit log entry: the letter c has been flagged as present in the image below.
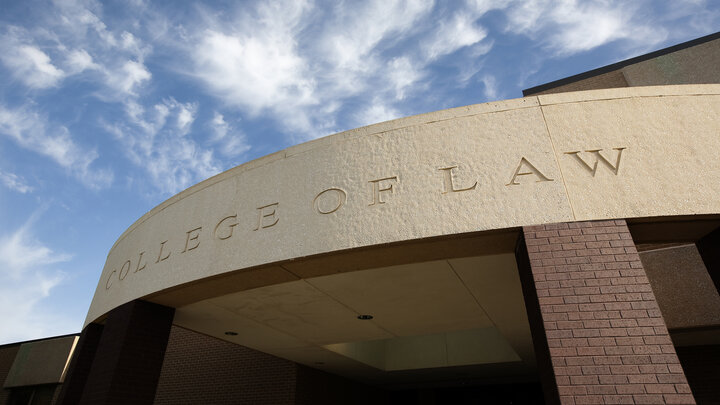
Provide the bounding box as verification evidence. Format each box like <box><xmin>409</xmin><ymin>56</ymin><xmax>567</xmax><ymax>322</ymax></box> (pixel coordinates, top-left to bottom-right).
<box><xmin>106</xmin><ymin>270</ymin><xmax>117</xmax><ymax>290</ymax></box>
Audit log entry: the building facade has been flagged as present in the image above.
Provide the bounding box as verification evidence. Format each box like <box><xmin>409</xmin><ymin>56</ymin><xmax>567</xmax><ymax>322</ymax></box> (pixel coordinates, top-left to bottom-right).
<box><xmin>3</xmin><ymin>32</ymin><xmax>720</xmax><ymax>405</ymax></box>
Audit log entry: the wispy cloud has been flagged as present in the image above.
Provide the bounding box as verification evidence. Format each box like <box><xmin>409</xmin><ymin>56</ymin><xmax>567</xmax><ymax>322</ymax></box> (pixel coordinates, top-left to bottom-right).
<box><xmin>355</xmin><ymin>98</ymin><xmax>402</xmax><ymax>127</ymax></box>
<box><xmin>209</xmin><ymin>112</ymin><xmax>251</xmax><ymax>157</ymax></box>
<box><xmin>0</xmin><ymin>213</ymin><xmax>73</xmax><ymax>343</ymax></box>
<box><xmin>182</xmin><ymin>0</ymin><xmax>482</xmax><ymax>138</ymax></box>
<box><xmin>0</xmin><ymin>104</ymin><xmax>113</xmax><ymax>189</ymax></box>
<box><xmin>502</xmin><ymin>0</ymin><xmax>667</xmax><ymax>55</ymax></box>
<box><xmin>0</xmin><ymin>171</ymin><xmax>34</xmax><ymax>194</ymax></box>
<box><xmin>189</xmin><ymin>1</ymin><xmax>317</xmax><ymax>129</ymax></box>
<box><xmin>105</xmin><ymin>98</ymin><xmax>222</xmax><ymax>194</ymax></box>
<box><xmin>480</xmin><ymin>74</ymin><xmax>499</xmax><ymax>101</ymax></box>
<box><xmin>0</xmin><ymin>29</ymin><xmax>66</xmax><ymax>89</ymax></box>
<box><xmin>422</xmin><ymin>12</ymin><xmax>487</xmax><ymax>61</ymax></box>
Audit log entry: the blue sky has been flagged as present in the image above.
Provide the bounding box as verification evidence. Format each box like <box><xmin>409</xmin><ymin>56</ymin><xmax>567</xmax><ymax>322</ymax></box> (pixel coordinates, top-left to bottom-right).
<box><xmin>0</xmin><ymin>0</ymin><xmax>717</xmax><ymax>344</ymax></box>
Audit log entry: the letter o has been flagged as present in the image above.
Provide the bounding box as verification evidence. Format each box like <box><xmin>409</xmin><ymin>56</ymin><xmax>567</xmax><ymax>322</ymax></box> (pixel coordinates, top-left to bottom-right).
<box><xmin>313</xmin><ymin>188</ymin><xmax>346</xmax><ymax>214</ymax></box>
<box><xmin>118</xmin><ymin>260</ymin><xmax>132</xmax><ymax>281</ymax></box>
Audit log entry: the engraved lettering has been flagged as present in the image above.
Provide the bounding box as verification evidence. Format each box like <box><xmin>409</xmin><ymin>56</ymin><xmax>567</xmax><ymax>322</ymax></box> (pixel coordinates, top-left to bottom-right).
<box><xmin>106</xmin><ymin>270</ymin><xmax>117</xmax><ymax>290</ymax></box>
<box><xmin>156</xmin><ymin>240</ymin><xmax>171</xmax><ymax>263</ymax></box>
<box><xmin>439</xmin><ymin>166</ymin><xmax>477</xmax><ymax>194</ymax></box>
<box><xmin>565</xmin><ymin>147</ymin><xmax>626</xmax><ymax>176</ymax></box>
<box><xmin>214</xmin><ymin>215</ymin><xmax>238</xmax><ymax>240</ymax></box>
<box><xmin>182</xmin><ymin>227</ymin><xmax>202</xmax><ymax>253</ymax></box>
<box><xmin>255</xmin><ymin>203</ymin><xmax>279</xmax><ymax>230</ymax></box>
<box><xmin>369</xmin><ymin>176</ymin><xmax>398</xmax><ymax>206</ymax></box>
<box><xmin>134</xmin><ymin>251</ymin><xmax>147</xmax><ymax>273</ymax></box>
<box><xmin>314</xmin><ymin>188</ymin><xmax>347</xmax><ymax>214</ymax></box>
<box><xmin>506</xmin><ymin>158</ymin><xmax>554</xmax><ymax>185</ymax></box>
<box><xmin>118</xmin><ymin>260</ymin><xmax>131</xmax><ymax>280</ymax></box>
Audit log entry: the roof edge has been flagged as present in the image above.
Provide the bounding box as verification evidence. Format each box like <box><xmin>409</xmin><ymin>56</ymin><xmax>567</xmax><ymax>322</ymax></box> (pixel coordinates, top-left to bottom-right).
<box><xmin>522</xmin><ymin>31</ymin><xmax>720</xmax><ymax>96</ymax></box>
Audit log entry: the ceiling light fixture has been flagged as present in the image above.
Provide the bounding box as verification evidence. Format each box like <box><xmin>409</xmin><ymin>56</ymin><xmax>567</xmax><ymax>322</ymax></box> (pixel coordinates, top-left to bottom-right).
<box><xmin>357</xmin><ymin>315</ymin><xmax>373</xmax><ymax>320</ymax></box>
<box><xmin>224</xmin><ymin>331</ymin><xmax>238</xmax><ymax>336</ymax></box>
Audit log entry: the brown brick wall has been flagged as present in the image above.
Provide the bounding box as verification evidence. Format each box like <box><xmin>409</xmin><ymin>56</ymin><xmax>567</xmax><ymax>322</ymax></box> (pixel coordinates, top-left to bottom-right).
<box><xmin>522</xmin><ymin>219</ymin><xmax>695</xmax><ymax>405</ymax></box>
<box><xmin>154</xmin><ymin>327</ymin><xmax>393</xmax><ymax>405</ymax></box>
<box><xmin>56</xmin><ymin>323</ymin><xmax>104</xmax><ymax>405</ymax></box>
<box><xmin>0</xmin><ymin>344</ymin><xmax>21</xmax><ymax>404</ymax></box>
<box><xmin>80</xmin><ymin>300</ymin><xmax>174</xmax><ymax>405</ymax></box>
<box><xmin>154</xmin><ymin>326</ymin><xmax>297</xmax><ymax>405</ymax></box>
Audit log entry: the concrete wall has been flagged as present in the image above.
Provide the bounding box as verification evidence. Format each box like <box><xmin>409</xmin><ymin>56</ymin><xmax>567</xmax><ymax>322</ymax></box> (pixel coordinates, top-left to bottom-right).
<box><xmin>640</xmin><ymin>245</ymin><xmax>720</xmax><ymax>330</ymax></box>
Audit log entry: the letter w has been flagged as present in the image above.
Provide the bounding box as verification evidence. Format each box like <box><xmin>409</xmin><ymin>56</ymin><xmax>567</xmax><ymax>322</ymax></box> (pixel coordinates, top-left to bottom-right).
<box><xmin>565</xmin><ymin>147</ymin><xmax>626</xmax><ymax>176</ymax></box>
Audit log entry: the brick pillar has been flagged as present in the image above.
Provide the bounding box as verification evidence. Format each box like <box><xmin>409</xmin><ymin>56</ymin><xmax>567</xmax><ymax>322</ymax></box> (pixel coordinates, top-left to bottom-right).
<box><xmin>79</xmin><ymin>300</ymin><xmax>174</xmax><ymax>405</ymax></box>
<box><xmin>696</xmin><ymin>226</ymin><xmax>720</xmax><ymax>294</ymax></box>
<box><xmin>518</xmin><ymin>219</ymin><xmax>695</xmax><ymax>405</ymax></box>
<box><xmin>56</xmin><ymin>323</ymin><xmax>104</xmax><ymax>405</ymax></box>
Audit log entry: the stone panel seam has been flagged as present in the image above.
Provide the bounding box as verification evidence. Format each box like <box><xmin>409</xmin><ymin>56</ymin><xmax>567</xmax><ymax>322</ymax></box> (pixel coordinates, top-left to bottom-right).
<box><xmin>538</xmin><ymin>105</ymin><xmax>577</xmax><ymax>220</ymax></box>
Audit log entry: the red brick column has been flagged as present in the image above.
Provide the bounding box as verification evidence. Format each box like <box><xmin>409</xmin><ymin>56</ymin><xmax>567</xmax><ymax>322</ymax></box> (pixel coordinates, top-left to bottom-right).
<box><xmin>518</xmin><ymin>219</ymin><xmax>695</xmax><ymax>405</ymax></box>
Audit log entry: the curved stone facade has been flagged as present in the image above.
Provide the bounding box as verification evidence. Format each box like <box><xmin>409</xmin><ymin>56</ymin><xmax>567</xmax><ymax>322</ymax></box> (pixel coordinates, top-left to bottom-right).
<box><xmin>87</xmin><ymin>84</ymin><xmax>720</xmax><ymax>326</ymax></box>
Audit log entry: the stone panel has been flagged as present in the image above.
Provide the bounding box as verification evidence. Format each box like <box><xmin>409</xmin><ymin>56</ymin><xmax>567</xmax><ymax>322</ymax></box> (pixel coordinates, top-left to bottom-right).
<box><xmin>86</xmin><ymin>85</ymin><xmax>720</xmax><ymax>328</ymax></box>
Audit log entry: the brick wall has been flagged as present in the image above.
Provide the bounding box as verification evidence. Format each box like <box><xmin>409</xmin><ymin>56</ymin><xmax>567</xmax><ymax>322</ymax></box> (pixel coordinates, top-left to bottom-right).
<box><xmin>0</xmin><ymin>343</ymin><xmax>21</xmax><ymax>405</ymax></box>
<box><xmin>521</xmin><ymin>219</ymin><xmax>695</xmax><ymax>405</ymax></box>
<box><xmin>154</xmin><ymin>326</ymin><xmax>297</xmax><ymax>405</ymax></box>
<box><xmin>80</xmin><ymin>300</ymin><xmax>174</xmax><ymax>405</ymax></box>
<box><xmin>57</xmin><ymin>323</ymin><xmax>103</xmax><ymax>405</ymax></box>
<box><xmin>155</xmin><ymin>326</ymin><xmax>394</xmax><ymax>405</ymax></box>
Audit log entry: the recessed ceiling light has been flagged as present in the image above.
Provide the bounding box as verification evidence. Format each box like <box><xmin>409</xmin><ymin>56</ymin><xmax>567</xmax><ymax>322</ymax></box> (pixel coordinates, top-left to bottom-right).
<box><xmin>357</xmin><ymin>314</ymin><xmax>373</xmax><ymax>320</ymax></box>
<box><xmin>224</xmin><ymin>331</ymin><xmax>238</xmax><ymax>336</ymax></box>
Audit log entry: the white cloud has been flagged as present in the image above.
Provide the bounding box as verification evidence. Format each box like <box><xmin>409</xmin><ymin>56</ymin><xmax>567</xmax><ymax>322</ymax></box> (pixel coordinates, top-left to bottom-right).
<box><xmin>177</xmin><ymin>104</ymin><xmax>196</xmax><ymax>135</ymax></box>
<box><xmin>0</xmin><ymin>104</ymin><xmax>113</xmax><ymax>189</ymax></box>
<box><xmin>503</xmin><ymin>0</ymin><xmax>667</xmax><ymax>55</ymax></box>
<box><xmin>107</xmin><ymin>98</ymin><xmax>223</xmax><ymax>194</ymax></box>
<box><xmin>387</xmin><ymin>57</ymin><xmax>424</xmax><ymax>100</ymax></box>
<box><xmin>422</xmin><ymin>13</ymin><xmax>488</xmax><ymax>61</ymax></box>
<box><xmin>209</xmin><ymin>112</ymin><xmax>251</xmax><ymax>157</ymax></box>
<box><xmin>318</xmin><ymin>0</ymin><xmax>433</xmax><ymax>70</ymax></box>
<box><xmin>171</xmin><ymin>0</ymin><xmax>441</xmax><ymax>138</ymax></box>
<box><xmin>186</xmin><ymin>0</ymin><xmax>435</xmax><ymax>138</ymax></box>
<box><xmin>64</xmin><ymin>48</ymin><xmax>99</xmax><ymax>74</ymax></box>
<box><xmin>0</xmin><ymin>42</ymin><xmax>65</xmax><ymax>89</ymax></box>
<box><xmin>14</xmin><ymin>1</ymin><xmax>154</xmax><ymax>101</ymax></box>
<box><xmin>192</xmin><ymin>26</ymin><xmax>315</xmax><ymax>115</ymax></box>
<box><xmin>52</xmin><ymin>0</ymin><xmax>119</xmax><ymax>48</ymax></box>
<box><xmin>0</xmin><ymin>171</ymin><xmax>33</xmax><ymax>194</ymax></box>
<box><xmin>0</xmin><ymin>218</ymin><xmax>72</xmax><ymax>277</ymax></box>
<box><xmin>106</xmin><ymin>59</ymin><xmax>151</xmax><ymax>96</ymax></box>
<box><xmin>355</xmin><ymin>99</ymin><xmax>402</xmax><ymax>127</ymax></box>
<box><xmin>0</xmin><ymin>215</ymin><xmax>73</xmax><ymax>344</ymax></box>
<box><xmin>481</xmin><ymin>74</ymin><xmax>499</xmax><ymax>100</ymax></box>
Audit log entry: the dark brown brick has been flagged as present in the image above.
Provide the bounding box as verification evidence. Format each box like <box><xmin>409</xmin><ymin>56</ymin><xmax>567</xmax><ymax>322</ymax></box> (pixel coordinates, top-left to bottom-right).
<box><xmin>518</xmin><ymin>220</ymin><xmax>696</xmax><ymax>405</ymax></box>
